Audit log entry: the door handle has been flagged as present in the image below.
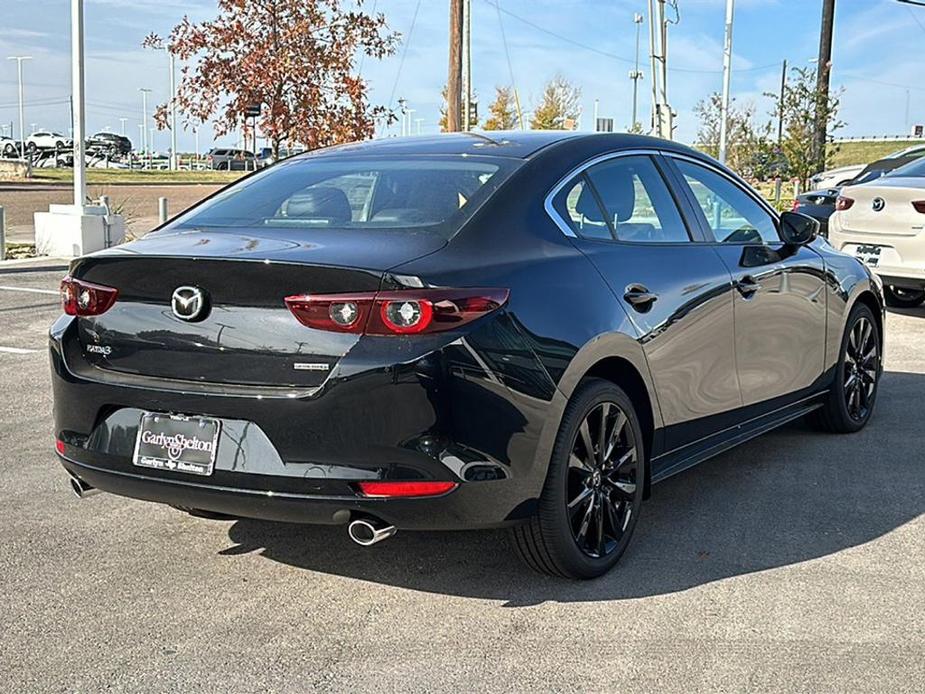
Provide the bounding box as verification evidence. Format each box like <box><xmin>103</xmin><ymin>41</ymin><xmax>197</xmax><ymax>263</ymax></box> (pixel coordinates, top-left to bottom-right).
<box><xmin>623</xmin><ymin>284</ymin><xmax>658</xmax><ymax>311</ymax></box>
<box><xmin>735</xmin><ymin>275</ymin><xmax>761</xmax><ymax>298</ymax></box>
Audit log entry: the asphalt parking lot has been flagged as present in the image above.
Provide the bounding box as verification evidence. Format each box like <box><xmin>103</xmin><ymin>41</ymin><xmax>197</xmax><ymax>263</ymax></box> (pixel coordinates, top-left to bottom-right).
<box><xmin>0</xmin><ymin>269</ymin><xmax>922</xmax><ymax>693</ymax></box>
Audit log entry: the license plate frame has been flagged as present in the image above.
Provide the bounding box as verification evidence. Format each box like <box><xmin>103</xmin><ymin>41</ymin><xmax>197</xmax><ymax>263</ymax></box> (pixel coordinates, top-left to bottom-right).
<box><xmin>853</xmin><ymin>244</ymin><xmax>883</xmax><ymax>267</ymax></box>
<box><xmin>132</xmin><ymin>412</ymin><xmax>221</xmax><ymax>477</ymax></box>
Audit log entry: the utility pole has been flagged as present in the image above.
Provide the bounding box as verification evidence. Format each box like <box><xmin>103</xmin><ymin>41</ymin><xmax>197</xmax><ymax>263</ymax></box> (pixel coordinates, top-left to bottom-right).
<box><xmin>630</xmin><ymin>13</ymin><xmax>645</xmax><ymax>130</ymax></box>
<box><xmin>648</xmin><ymin>0</ymin><xmax>674</xmax><ymax>139</ymax></box>
<box><xmin>813</xmin><ymin>0</ymin><xmax>836</xmax><ymax>173</ymax></box>
<box><xmin>447</xmin><ymin>0</ymin><xmax>463</xmax><ymax>132</ymax></box>
<box><xmin>718</xmin><ymin>0</ymin><xmax>735</xmax><ymax>164</ymax></box>
<box><xmin>777</xmin><ymin>59</ymin><xmax>787</xmax><ymax>145</ymax></box>
<box><xmin>6</xmin><ymin>56</ymin><xmax>31</xmax><ymax>160</ymax></box>
<box><xmin>139</xmin><ymin>88</ymin><xmax>151</xmax><ymax>160</ymax></box>
<box><xmin>72</xmin><ymin>0</ymin><xmax>87</xmax><ymax>206</ymax></box>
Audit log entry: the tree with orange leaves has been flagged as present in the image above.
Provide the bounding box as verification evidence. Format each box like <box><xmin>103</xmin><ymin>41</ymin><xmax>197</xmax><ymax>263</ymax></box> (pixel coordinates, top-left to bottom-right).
<box><xmin>144</xmin><ymin>0</ymin><xmax>399</xmax><ymax>158</ymax></box>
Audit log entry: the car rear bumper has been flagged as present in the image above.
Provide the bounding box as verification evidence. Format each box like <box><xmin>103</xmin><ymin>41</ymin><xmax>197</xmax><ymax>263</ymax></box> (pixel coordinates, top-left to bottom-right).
<box><xmin>827</xmin><ymin>223</ymin><xmax>925</xmax><ymax>288</ymax></box>
<box><xmin>50</xmin><ymin>314</ymin><xmax>559</xmax><ymax>530</ymax></box>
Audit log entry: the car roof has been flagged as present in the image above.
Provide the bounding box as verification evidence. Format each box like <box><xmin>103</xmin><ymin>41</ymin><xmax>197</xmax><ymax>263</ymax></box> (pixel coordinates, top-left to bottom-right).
<box><xmin>293</xmin><ymin>131</ymin><xmax>700</xmax><ymax>162</ymax></box>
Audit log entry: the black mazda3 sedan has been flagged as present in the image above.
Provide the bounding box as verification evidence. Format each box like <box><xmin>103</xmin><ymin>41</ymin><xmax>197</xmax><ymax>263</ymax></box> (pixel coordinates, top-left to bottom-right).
<box><xmin>51</xmin><ymin>132</ymin><xmax>884</xmax><ymax>578</ymax></box>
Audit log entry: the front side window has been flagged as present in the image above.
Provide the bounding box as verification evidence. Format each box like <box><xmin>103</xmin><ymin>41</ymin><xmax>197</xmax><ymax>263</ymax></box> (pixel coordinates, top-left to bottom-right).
<box><xmin>676</xmin><ymin>160</ymin><xmax>779</xmax><ymax>244</ymax></box>
<box><xmin>173</xmin><ymin>156</ymin><xmax>518</xmax><ymax>239</ymax></box>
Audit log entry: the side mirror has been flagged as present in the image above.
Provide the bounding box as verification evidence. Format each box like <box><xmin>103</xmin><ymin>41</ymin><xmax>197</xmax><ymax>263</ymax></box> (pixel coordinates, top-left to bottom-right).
<box><xmin>779</xmin><ymin>211</ymin><xmax>819</xmax><ymax>245</ymax></box>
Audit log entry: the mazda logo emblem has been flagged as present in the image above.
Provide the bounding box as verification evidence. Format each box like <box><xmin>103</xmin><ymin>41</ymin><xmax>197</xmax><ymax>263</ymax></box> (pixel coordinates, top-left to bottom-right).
<box><xmin>171</xmin><ymin>286</ymin><xmax>209</xmax><ymax>322</ymax></box>
<box><xmin>872</xmin><ymin>197</ymin><xmax>886</xmax><ymax>212</ymax></box>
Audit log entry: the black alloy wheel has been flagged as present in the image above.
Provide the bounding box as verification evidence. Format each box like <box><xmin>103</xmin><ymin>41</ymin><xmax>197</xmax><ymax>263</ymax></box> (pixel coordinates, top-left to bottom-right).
<box><xmin>511</xmin><ymin>379</ymin><xmax>645</xmax><ymax>579</ymax></box>
<box><xmin>843</xmin><ymin>314</ymin><xmax>879</xmax><ymax>422</ymax></box>
<box><xmin>567</xmin><ymin>401</ymin><xmax>639</xmax><ymax>558</ymax></box>
<box><xmin>884</xmin><ymin>286</ymin><xmax>925</xmax><ymax>309</ymax></box>
<box><xmin>809</xmin><ymin>303</ymin><xmax>880</xmax><ymax>433</ymax></box>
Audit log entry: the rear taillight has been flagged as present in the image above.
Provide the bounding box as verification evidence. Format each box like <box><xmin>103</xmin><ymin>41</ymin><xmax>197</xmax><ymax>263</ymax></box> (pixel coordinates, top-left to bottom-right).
<box><xmin>284</xmin><ymin>288</ymin><xmax>509</xmax><ymax>335</ymax></box>
<box><xmin>355</xmin><ymin>481</ymin><xmax>458</xmax><ymax>498</ymax></box>
<box><xmin>55</xmin><ymin>439</ymin><xmax>66</xmax><ymax>455</ymax></box>
<box><xmin>60</xmin><ymin>276</ymin><xmax>118</xmax><ymax>316</ymax></box>
<box><xmin>792</xmin><ymin>199</ymin><xmax>801</xmax><ymax>211</ymax></box>
<box><xmin>835</xmin><ymin>196</ymin><xmax>855</xmax><ymax>211</ymax></box>
<box><xmin>912</xmin><ymin>201</ymin><xmax>925</xmax><ymax>214</ymax></box>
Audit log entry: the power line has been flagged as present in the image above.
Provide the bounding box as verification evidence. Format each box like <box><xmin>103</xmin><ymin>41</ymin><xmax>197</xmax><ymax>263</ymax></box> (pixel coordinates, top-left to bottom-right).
<box><xmin>479</xmin><ymin>0</ymin><xmax>779</xmax><ymax>75</ymax></box>
<box><xmin>386</xmin><ymin>0</ymin><xmax>423</xmax><ymax>112</ymax></box>
<box><xmin>494</xmin><ymin>0</ymin><xmax>524</xmax><ymax>127</ymax></box>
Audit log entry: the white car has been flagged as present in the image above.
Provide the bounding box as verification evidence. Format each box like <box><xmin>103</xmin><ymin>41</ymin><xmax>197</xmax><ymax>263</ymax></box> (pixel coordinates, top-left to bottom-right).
<box><xmin>811</xmin><ymin>164</ymin><xmax>866</xmax><ymax>190</ymax></box>
<box><xmin>0</xmin><ymin>136</ymin><xmax>18</xmax><ymax>157</ymax></box>
<box><xmin>25</xmin><ymin>131</ymin><xmax>71</xmax><ymax>152</ymax></box>
<box><xmin>829</xmin><ymin>158</ymin><xmax>925</xmax><ymax>308</ymax></box>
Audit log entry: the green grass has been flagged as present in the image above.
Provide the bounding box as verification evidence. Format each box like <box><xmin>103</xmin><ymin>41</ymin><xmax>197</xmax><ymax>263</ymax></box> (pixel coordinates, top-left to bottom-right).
<box><xmin>828</xmin><ymin>139</ymin><xmax>922</xmax><ymax>168</ymax></box>
<box><xmin>4</xmin><ymin>169</ymin><xmax>244</xmax><ymax>185</ymax></box>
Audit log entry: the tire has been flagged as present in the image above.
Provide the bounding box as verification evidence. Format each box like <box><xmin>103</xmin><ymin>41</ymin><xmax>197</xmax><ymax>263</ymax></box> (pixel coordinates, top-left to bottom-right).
<box><xmin>884</xmin><ymin>286</ymin><xmax>925</xmax><ymax>309</ymax></box>
<box><xmin>511</xmin><ymin>378</ymin><xmax>645</xmax><ymax>579</ymax></box>
<box><xmin>809</xmin><ymin>303</ymin><xmax>881</xmax><ymax>433</ymax></box>
<box><xmin>55</xmin><ymin>141</ymin><xmax>64</xmax><ymax>150</ymax></box>
<box><xmin>26</xmin><ymin>142</ymin><xmax>36</xmax><ymax>153</ymax></box>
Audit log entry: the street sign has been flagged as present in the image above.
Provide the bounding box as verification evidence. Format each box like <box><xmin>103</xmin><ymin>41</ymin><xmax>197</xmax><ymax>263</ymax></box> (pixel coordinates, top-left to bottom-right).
<box><xmin>244</xmin><ymin>104</ymin><xmax>261</xmax><ymax>118</ymax></box>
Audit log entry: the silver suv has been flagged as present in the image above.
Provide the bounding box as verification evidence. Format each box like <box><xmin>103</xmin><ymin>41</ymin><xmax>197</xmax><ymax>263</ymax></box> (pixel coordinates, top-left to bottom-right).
<box><xmin>206</xmin><ymin>148</ymin><xmax>256</xmax><ymax>171</ymax></box>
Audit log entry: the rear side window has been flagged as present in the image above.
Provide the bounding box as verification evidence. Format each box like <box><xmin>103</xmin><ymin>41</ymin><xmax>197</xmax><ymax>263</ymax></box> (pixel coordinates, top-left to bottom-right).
<box><xmin>553</xmin><ymin>155</ymin><xmax>690</xmax><ymax>243</ymax></box>
<box><xmin>585</xmin><ymin>156</ymin><xmax>690</xmax><ymax>243</ymax></box>
<box><xmin>173</xmin><ymin>156</ymin><xmax>518</xmax><ymax>239</ymax></box>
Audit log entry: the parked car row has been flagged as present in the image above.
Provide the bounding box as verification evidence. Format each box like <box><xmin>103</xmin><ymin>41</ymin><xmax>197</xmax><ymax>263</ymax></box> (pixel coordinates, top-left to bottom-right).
<box><xmin>0</xmin><ymin>131</ymin><xmax>132</xmax><ymax>160</ymax></box>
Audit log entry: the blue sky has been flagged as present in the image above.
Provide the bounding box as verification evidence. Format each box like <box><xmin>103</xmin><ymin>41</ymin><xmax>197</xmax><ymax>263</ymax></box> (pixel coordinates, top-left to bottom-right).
<box><xmin>1</xmin><ymin>0</ymin><xmax>923</xmax><ymax>151</ymax></box>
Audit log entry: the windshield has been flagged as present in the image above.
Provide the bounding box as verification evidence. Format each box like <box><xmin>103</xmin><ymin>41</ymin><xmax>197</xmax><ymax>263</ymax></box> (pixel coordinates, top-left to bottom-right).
<box><xmin>172</xmin><ymin>155</ymin><xmax>518</xmax><ymax>238</ymax></box>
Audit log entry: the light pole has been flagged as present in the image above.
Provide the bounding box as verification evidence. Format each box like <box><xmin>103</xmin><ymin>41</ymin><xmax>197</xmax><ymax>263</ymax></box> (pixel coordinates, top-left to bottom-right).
<box><xmin>415</xmin><ymin>118</ymin><xmax>424</xmax><ymax>135</ymax></box>
<box><xmin>139</xmin><ymin>87</ymin><xmax>151</xmax><ymax>162</ymax></box>
<box><xmin>718</xmin><ymin>0</ymin><xmax>735</xmax><ymax>165</ymax></box>
<box><xmin>397</xmin><ymin>98</ymin><xmax>407</xmax><ymax>136</ymax></box>
<box><xmin>6</xmin><ymin>56</ymin><xmax>31</xmax><ymax>160</ymax></box>
<box><xmin>167</xmin><ymin>46</ymin><xmax>178</xmax><ymax>170</ymax></box>
<box><xmin>119</xmin><ymin>117</ymin><xmax>127</xmax><ymax>136</ymax></box>
<box><xmin>630</xmin><ymin>13</ymin><xmax>644</xmax><ymax>130</ymax></box>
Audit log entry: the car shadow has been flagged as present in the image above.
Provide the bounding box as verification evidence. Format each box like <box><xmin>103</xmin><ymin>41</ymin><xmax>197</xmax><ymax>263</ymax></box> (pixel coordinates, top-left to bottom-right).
<box><xmin>222</xmin><ymin>370</ymin><xmax>925</xmax><ymax>606</ymax></box>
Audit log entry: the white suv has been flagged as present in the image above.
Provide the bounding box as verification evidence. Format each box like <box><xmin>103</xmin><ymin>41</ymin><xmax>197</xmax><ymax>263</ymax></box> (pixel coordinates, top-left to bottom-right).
<box><xmin>25</xmin><ymin>131</ymin><xmax>71</xmax><ymax>152</ymax></box>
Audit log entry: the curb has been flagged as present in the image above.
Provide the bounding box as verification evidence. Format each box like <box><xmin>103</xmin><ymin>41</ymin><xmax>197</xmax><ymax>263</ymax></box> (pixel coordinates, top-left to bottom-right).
<box><xmin>0</xmin><ymin>257</ymin><xmax>70</xmax><ymax>274</ymax></box>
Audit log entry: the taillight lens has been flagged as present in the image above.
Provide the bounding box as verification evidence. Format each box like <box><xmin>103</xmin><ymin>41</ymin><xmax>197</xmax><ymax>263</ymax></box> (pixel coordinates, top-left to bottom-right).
<box><xmin>912</xmin><ymin>201</ymin><xmax>925</xmax><ymax>214</ymax></box>
<box><xmin>835</xmin><ymin>196</ymin><xmax>854</xmax><ymax>211</ymax></box>
<box><xmin>284</xmin><ymin>288</ymin><xmax>509</xmax><ymax>335</ymax></box>
<box><xmin>60</xmin><ymin>276</ymin><xmax>119</xmax><ymax>316</ymax></box>
<box><xmin>355</xmin><ymin>481</ymin><xmax>458</xmax><ymax>498</ymax></box>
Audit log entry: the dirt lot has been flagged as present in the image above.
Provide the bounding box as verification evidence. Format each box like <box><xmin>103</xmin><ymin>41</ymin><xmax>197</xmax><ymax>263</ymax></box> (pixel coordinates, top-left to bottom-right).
<box><xmin>0</xmin><ymin>183</ymin><xmax>224</xmax><ymax>243</ymax></box>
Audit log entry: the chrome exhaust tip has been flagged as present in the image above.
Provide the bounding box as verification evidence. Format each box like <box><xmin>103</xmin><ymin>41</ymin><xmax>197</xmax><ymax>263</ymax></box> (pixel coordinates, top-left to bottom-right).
<box><xmin>347</xmin><ymin>518</ymin><xmax>397</xmax><ymax>546</ymax></box>
<box><xmin>69</xmin><ymin>475</ymin><xmax>101</xmax><ymax>499</ymax></box>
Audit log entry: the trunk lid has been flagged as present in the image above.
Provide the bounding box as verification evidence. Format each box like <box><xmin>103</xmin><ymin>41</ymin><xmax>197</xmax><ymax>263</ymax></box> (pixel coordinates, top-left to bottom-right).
<box><xmin>69</xmin><ymin>228</ymin><xmax>445</xmax><ymax>387</ymax></box>
<box><xmin>838</xmin><ymin>177</ymin><xmax>925</xmax><ymax>237</ymax></box>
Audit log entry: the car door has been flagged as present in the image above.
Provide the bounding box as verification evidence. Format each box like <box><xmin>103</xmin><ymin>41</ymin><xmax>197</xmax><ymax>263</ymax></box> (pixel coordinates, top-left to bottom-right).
<box><xmin>548</xmin><ymin>152</ymin><xmax>741</xmax><ymax>452</ymax></box>
<box><xmin>668</xmin><ymin>156</ymin><xmax>827</xmax><ymax>408</ymax></box>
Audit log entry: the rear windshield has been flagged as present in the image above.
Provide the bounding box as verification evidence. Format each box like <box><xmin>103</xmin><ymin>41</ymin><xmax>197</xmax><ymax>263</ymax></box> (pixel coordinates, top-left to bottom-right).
<box><xmin>887</xmin><ymin>157</ymin><xmax>925</xmax><ymax>178</ymax></box>
<box><xmin>172</xmin><ymin>155</ymin><xmax>519</xmax><ymax>238</ymax></box>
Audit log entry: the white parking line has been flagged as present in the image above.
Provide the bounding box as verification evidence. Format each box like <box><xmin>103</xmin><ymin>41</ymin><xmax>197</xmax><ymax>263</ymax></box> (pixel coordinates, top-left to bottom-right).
<box><xmin>0</xmin><ymin>285</ymin><xmax>59</xmax><ymax>296</ymax></box>
<box><xmin>0</xmin><ymin>346</ymin><xmax>40</xmax><ymax>354</ymax></box>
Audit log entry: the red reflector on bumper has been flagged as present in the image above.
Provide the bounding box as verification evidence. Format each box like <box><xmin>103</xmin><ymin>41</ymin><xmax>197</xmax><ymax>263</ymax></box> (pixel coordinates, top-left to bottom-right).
<box><xmin>356</xmin><ymin>481</ymin><xmax>458</xmax><ymax>498</ymax></box>
<box><xmin>55</xmin><ymin>439</ymin><xmax>66</xmax><ymax>455</ymax></box>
